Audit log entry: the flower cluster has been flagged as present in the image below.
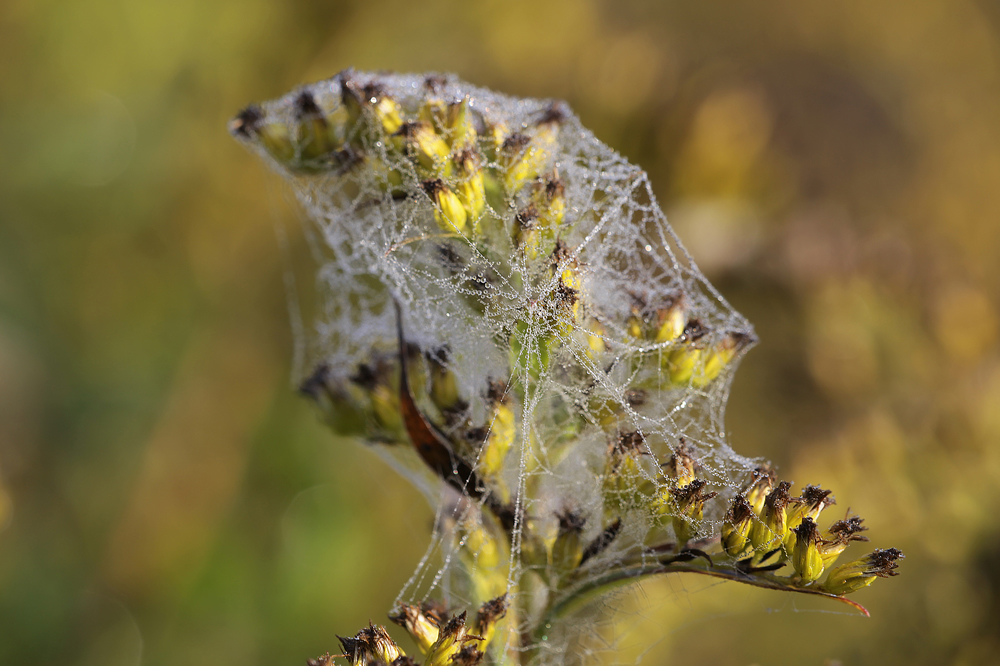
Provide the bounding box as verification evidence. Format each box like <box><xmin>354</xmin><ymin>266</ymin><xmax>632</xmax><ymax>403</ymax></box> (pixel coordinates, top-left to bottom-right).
<box><xmin>230</xmin><ymin>70</ymin><xmax>903</xmax><ymax>666</ymax></box>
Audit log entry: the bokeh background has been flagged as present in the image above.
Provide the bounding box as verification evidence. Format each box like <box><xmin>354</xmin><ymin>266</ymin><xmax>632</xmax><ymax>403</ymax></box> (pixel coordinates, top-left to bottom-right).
<box><xmin>3</xmin><ymin>0</ymin><xmax>1000</xmax><ymax>664</ymax></box>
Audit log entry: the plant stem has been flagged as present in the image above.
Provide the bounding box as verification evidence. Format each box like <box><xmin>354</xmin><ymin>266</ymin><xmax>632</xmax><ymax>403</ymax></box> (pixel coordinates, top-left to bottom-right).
<box><xmin>536</xmin><ymin>557</ymin><xmax>869</xmax><ymax>642</ymax></box>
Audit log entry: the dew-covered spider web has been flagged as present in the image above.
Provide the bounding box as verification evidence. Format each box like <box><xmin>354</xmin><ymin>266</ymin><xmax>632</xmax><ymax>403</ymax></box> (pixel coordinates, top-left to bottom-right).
<box><xmin>233</xmin><ymin>70</ymin><xmax>765</xmax><ymax>665</ymax></box>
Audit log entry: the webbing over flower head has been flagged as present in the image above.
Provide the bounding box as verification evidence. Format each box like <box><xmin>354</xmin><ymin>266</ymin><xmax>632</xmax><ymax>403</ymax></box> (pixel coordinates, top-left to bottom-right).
<box><xmin>232</xmin><ymin>70</ymin><xmax>901</xmax><ymax>666</ymax></box>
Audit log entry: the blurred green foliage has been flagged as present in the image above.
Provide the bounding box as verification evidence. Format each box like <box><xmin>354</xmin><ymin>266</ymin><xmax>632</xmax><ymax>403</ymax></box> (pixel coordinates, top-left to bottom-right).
<box><xmin>2</xmin><ymin>0</ymin><xmax>1000</xmax><ymax>664</ymax></box>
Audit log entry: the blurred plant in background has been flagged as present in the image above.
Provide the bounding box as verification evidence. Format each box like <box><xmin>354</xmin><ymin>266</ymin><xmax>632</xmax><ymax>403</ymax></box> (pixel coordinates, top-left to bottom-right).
<box><xmin>1</xmin><ymin>1</ymin><xmax>999</xmax><ymax>665</ymax></box>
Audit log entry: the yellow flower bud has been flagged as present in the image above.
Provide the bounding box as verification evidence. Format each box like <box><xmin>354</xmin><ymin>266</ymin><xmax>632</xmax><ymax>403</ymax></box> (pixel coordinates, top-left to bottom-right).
<box><xmin>530</xmin><ymin>173</ymin><xmax>566</xmax><ymax>229</ymax></box>
<box><xmin>513</xmin><ymin>204</ymin><xmax>541</xmax><ymax>257</ymax></box>
<box><xmin>454</xmin><ymin>149</ymin><xmax>486</xmax><ymax>225</ymax></box>
<box><xmin>444</xmin><ymin>97</ymin><xmax>477</xmax><ymax>150</ymax></box>
<box><xmin>783</xmin><ymin>484</ymin><xmax>836</xmax><ymax>553</ymax></box>
<box><xmin>390</xmin><ymin>604</ymin><xmax>442</xmax><ymax>654</ymax></box>
<box><xmin>721</xmin><ymin>494</ymin><xmax>755</xmax><ymax>559</ymax></box>
<box><xmin>820</xmin><ymin>548</ymin><xmax>903</xmax><ymax>596</ymax></box>
<box><xmin>664</xmin><ymin>438</ymin><xmax>697</xmax><ymax>487</ymax></box>
<box><xmin>418</xmin><ymin>91</ymin><xmax>448</xmax><ymax>133</ymax></box>
<box><xmin>395</xmin><ymin>121</ymin><xmax>452</xmax><ymax>176</ymax></box>
<box><xmin>749</xmin><ymin>480</ymin><xmax>791</xmax><ymax>555</ymax></box>
<box><xmin>499</xmin><ymin>106</ymin><xmax>563</xmax><ymax>193</ymax></box>
<box><xmin>666</xmin><ymin>479</ymin><xmax>718</xmax><ymax>549</ymax></box>
<box><xmin>453</xmin><ymin>513</ymin><xmax>506</xmax><ymax>601</ymax></box>
<box><xmin>339</xmin><ymin>624</ymin><xmax>405</xmax><ymax>666</ymax></box>
<box><xmin>341</xmin><ymin>75</ymin><xmax>403</xmax><ymax>139</ymax></box>
<box><xmin>482</xmin><ymin>116</ymin><xmax>509</xmax><ymax>162</ymax></box>
<box><xmin>229</xmin><ymin>105</ymin><xmax>295</xmax><ymax>165</ymax></box>
<box><xmin>743</xmin><ymin>465</ymin><xmax>775</xmax><ymax>514</ymax></box>
<box><xmin>788</xmin><ymin>485</ymin><xmax>836</xmax><ymax>526</ymax></box>
<box><xmin>627</xmin><ymin>314</ymin><xmax>643</xmax><ymax>340</ymax></box>
<box><xmin>293</xmin><ymin>90</ymin><xmax>340</xmax><ymax>162</ymax></box>
<box><xmin>790</xmin><ymin>517</ymin><xmax>825</xmax><ymax>584</ymax></box>
<box><xmin>423</xmin><ymin>179</ymin><xmax>468</xmax><ymax>233</ymax></box>
<box><xmin>586</xmin><ymin>321</ymin><xmax>607</xmax><ymax>358</ymax></box>
<box><xmin>348</xmin><ymin>358</ymin><xmax>407</xmax><ymax>441</ymax></box>
<box><xmin>653</xmin><ymin>296</ymin><xmax>687</xmax><ymax>344</ymax></box>
<box><xmin>424</xmin><ymin>612</ymin><xmax>476</xmax><ymax>666</ymax></box>
<box><xmin>373</xmin><ymin>94</ymin><xmax>404</xmax><ymax>135</ymax></box>
<box><xmin>473</xmin><ymin>380</ymin><xmax>515</xmax><ymax>480</ymax></box>
<box><xmin>665</xmin><ymin>320</ymin><xmax>709</xmax><ymax>384</ymax></box>
<box><xmin>602</xmin><ymin>431</ymin><xmax>654</xmax><ymax>512</ymax></box>
<box><xmin>427</xmin><ymin>346</ymin><xmax>465</xmax><ymax>417</ymax></box>
<box><xmin>692</xmin><ymin>331</ymin><xmax>754</xmax><ymax>388</ymax></box>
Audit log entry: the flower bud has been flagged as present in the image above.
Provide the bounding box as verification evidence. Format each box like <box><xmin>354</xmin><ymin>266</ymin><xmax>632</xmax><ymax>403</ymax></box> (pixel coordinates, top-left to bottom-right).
<box><xmin>342</xmin><ymin>76</ymin><xmax>403</xmax><ymax>137</ymax></box>
<box><xmin>721</xmin><ymin>494</ymin><xmax>755</xmax><ymax>559</ymax></box>
<box><xmin>603</xmin><ymin>431</ymin><xmax>654</xmax><ymax>512</ymax></box>
<box><xmin>395</xmin><ymin>121</ymin><xmax>452</xmax><ymax>176</ymax></box>
<box><xmin>474</xmin><ymin>595</ymin><xmax>508</xmax><ymax>648</ymax></box>
<box><xmin>454</xmin><ymin>149</ymin><xmax>486</xmax><ymax>225</ymax></box>
<box><xmin>299</xmin><ymin>363</ymin><xmax>369</xmax><ymax>438</ymax></box>
<box><xmin>339</xmin><ymin>624</ymin><xmax>405</xmax><ymax>666</ymax></box>
<box><xmin>743</xmin><ymin>465</ymin><xmax>775</xmax><ymax>514</ymax></box>
<box><xmin>551</xmin><ymin>509</ymin><xmax>586</xmax><ymax>576</ymax></box>
<box><xmin>654</xmin><ymin>295</ymin><xmax>687</xmax><ymax>344</ymax></box>
<box><xmin>783</xmin><ymin>484</ymin><xmax>836</xmax><ymax>553</ymax></box>
<box><xmin>664</xmin><ymin>439</ymin><xmax>697</xmax><ymax>487</ymax></box>
<box><xmin>454</xmin><ymin>514</ymin><xmax>506</xmax><ymax>601</ymax></box>
<box><xmin>531</xmin><ymin>173</ymin><xmax>566</xmax><ymax>230</ymax></box>
<box><xmin>229</xmin><ymin>105</ymin><xmax>295</xmax><ymax>165</ymax></box>
<box><xmin>499</xmin><ymin>109</ymin><xmax>563</xmax><ymax>194</ymax></box>
<box><xmin>790</xmin><ymin>517</ymin><xmax>825</xmax><ymax>584</ymax></box>
<box><xmin>513</xmin><ymin>204</ymin><xmax>541</xmax><ymax>257</ymax></box>
<box><xmin>424</xmin><ymin>612</ymin><xmax>477</xmax><ymax>666</ymax></box>
<box><xmin>427</xmin><ymin>346</ymin><xmax>464</xmax><ymax>417</ymax></box>
<box><xmin>627</xmin><ymin>314</ymin><xmax>644</xmax><ymax>340</ymax></box>
<box><xmin>665</xmin><ymin>320</ymin><xmax>709</xmax><ymax>385</ymax></box>
<box><xmin>500</xmin><ymin>105</ymin><xmax>565</xmax><ymax>193</ymax></box>
<box><xmin>423</xmin><ymin>179</ymin><xmax>468</xmax><ymax>233</ymax></box>
<box><xmin>390</xmin><ymin>604</ymin><xmax>442</xmax><ymax>654</ymax></box>
<box><xmin>349</xmin><ymin>359</ymin><xmax>406</xmax><ymax>441</ymax></box>
<box><xmin>586</xmin><ymin>321</ymin><xmax>607</xmax><ymax>358</ymax></box>
<box><xmin>444</xmin><ymin>97</ymin><xmax>477</xmax><ymax>150</ymax></box>
<box><xmin>818</xmin><ymin>516</ymin><xmax>869</xmax><ymax>567</ymax></box>
<box><xmin>418</xmin><ymin>89</ymin><xmax>448</xmax><ymax>133</ymax></box>
<box><xmin>788</xmin><ymin>485</ymin><xmax>836</xmax><ymax>526</ymax></box>
<box><xmin>293</xmin><ymin>90</ymin><xmax>340</xmax><ymax>162</ymax></box>
<box><xmin>472</xmin><ymin>380</ymin><xmax>515</xmax><ymax>479</ymax></box>
<box><xmin>820</xmin><ymin>548</ymin><xmax>904</xmax><ymax>596</ymax></box>
<box><xmin>749</xmin><ymin>480</ymin><xmax>792</xmax><ymax>555</ymax></box>
<box><xmin>692</xmin><ymin>331</ymin><xmax>754</xmax><ymax>387</ymax></box>
<box><xmin>666</xmin><ymin>479</ymin><xmax>718</xmax><ymax>549</ymax></box>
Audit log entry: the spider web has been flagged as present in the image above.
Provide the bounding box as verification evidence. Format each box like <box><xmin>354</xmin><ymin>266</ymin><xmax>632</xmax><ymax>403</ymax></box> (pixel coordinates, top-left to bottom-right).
<box><xmin>237</xmin><ymin>71</ymin><xmax>760</xmax><ymax>665</ymax></box>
